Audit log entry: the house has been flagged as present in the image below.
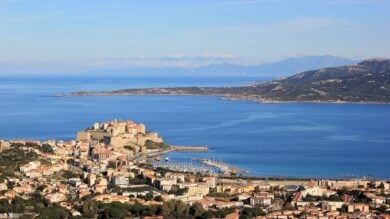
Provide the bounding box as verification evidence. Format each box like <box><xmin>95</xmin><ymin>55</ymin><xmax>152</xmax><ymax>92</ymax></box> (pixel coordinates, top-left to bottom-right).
<box><xmin>155</xmin><ymin>178</ymin><xmax>176</xmax><ymax>192</ymax></box>
<box><xmin>348</xmin><ymin>203</ymin><xmax>369</xmax><ymax>213</ymax></box>
<box><xmin>0</xmin><ymin>183</ymin><xmax>7</xmax><ymax>191</ymax></box>
<box><xmin>93</xmin><ymin>194</ymin><xmax>130</xmax><ymax>203</ymax></box>
<box><xmin>182</xmin><ymin>183</ymin><xmax>210</xmax><ymax>197</ymax></box>
<box><xmin>112</xmin><ymin>175</ymin><xmax>129</xmax><ymax>187</ymax></box>
<box><xmin>250</xmin><ymin>192</ymin><xmax>274</xmax><ymax>206</ymax></box>
<box><xmin>45</xmin><ymin>193</ymin><xmax>67</xmax><ymax>203</ymax></box>
<box><xmin>93</xmin><ymin>149</ymin><xmax>112</xmax><ymax>162</ymax></box>
<box><xmin>301</xmin><ymin>186</ymin><xmax>334</xmax><ymax>197</ymax></box>
<box><xmin>20</xmin><ymin>161</ymin><xmax>41</xmax><ymax>173</ymax></box>
<box><xmin>250</xmin><ymin>195</ymin><xmax>272</xmax><ymax>206</ymax></box>
<box><xmin>68</xmin><ymin>178</ymin><xmax>82</xmax><ymax>187</ymax></box>
<box><xmin>201</xmin><ymin>176</ymin><xmax>216</xmax><ymax>188</ymax></box>
<box><xmin>216</xmin><ymin>182</ymin><xmax>255</xmax><ymax>194</ymax></box>
<box><xmin>0</xmin><ymin>140</ymin><xmax>10</xmax><ymax>151</ymax></box>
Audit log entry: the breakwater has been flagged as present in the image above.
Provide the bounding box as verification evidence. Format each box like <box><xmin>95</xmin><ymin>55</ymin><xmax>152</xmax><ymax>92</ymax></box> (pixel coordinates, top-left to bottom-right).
<box><xmin>198</xmin><ymin>158</ymin><xmax>249</xmax><ymax>175</ymax></box>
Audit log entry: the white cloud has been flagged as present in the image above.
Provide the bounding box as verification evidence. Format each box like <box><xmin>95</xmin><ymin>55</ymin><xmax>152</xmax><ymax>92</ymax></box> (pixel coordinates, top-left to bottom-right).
<box><xmin>83</xmin><ymin>53</ymin><xmax>239</xmax><ymax>68</ymax></box>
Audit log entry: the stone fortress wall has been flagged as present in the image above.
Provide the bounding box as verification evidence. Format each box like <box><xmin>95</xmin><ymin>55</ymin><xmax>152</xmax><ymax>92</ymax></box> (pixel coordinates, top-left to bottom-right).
<box><xmin>76</xmin><ymin>120</ymin><xmax>163</xmax><ymax>151</ymax></box>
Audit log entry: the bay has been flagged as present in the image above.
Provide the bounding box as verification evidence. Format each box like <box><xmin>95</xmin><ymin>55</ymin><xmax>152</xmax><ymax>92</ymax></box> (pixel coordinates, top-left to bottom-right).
<box><xmin>0</xmin><ymin>75</ymin><xmax>389</xmax><ymax>178</ymax></box>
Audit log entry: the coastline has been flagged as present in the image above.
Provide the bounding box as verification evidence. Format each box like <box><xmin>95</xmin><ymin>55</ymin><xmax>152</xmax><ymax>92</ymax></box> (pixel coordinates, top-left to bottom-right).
<box><xmin>66</xmin><ymin>91</ymin><xmax>390</xmax><ymax>105</ymax></box>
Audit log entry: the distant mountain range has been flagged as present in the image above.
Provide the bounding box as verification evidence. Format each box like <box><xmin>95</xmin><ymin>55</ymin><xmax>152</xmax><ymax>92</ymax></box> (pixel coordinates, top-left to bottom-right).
<box><xmin>85</xmin><ymin>55</ymin><xmax>357</xmax><ymax>78</ymax></box>
<box><xmin>73</xmin><ymin>59</ymin><xmax>390</xmax><ymax>103</ymax></box>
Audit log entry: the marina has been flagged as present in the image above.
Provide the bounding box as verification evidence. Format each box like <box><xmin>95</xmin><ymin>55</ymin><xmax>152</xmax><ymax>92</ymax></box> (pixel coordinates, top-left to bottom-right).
<box><xmin>197</xmin><ymin>158</ymin><xmax>249</xmax><ymax>175</ymax></box>
<box><xmin>151</xmin><ymin>160</ymin><xmax>217</xmax><ymax>175</ymax></box>
<box><xmin>149</xmin><ymin>156</ymin><xmax>249</xmax><ymax>176</ymax></box>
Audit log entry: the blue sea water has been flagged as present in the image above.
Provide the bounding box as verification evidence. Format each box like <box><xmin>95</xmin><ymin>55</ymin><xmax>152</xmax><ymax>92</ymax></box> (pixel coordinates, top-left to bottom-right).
<box><xmin>0</xmin><ymin>75</ymin><xmax>389</xmax><ymax>178</ymax></box>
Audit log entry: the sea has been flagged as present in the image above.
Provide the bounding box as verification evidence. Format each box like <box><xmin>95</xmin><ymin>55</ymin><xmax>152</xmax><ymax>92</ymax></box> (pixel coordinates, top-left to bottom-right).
<box><xmin>0</xmin><ymin>75</ymin><xmax>389</xmax><ymax>179</ymax></box>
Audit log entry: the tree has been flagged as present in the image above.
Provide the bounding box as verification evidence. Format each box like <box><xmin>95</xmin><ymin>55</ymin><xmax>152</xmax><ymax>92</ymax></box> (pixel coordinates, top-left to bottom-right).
<box><xmin>240</xmin><ymin>207</ymin><xmax>265</xmax><ymax>218</ymax></box>
<box><xmin>162</xmin><ymin>200</ymin><xmax>190</xmax><ymax>218</ymax></box>
<box><xmin>144</xmin><ymin>192</ymin><xmax>154</xmax><ymax>201</ymax></box>
<box><xmin>376</xmin><ymin>205</ymin><xmax>388</xmax><ymax>214</ymax></box>
<box><xmin>82</xmin><ymin>200</ymin><xmax>99</xmax><ymax>218</ymax></box>
<box><xmin>101</xmin><ymin>202</ymin><xmax>128</xmax><ymax>219</ymax></box>
<box><xmin>61</xmin><ymin>170</ymin><xmax>79</xmax><ymax>179</ymax></box>
<box><xmin>37</xmin><ymin>206</ymin><xmax>70</xmax><ymax>219</ymax></box>
<box><xmin>168</xmin><ymin>185</ymin><xmax>188</xmax><ymax>196</ymax></box>
<box><xmin>189</xmin><ymin>202</ymin><xmax>205</xmax><ymax>217</ymax></box>
<box><xmin>378</xmin><ymin>182</ymin><xmax>385</xmax><ymax>190</ymax></box>
<box><xmin>40</xmin><ymin>144</ymin><xmax>54</xmax><ymax>154</ymax></box>
<box><xmin>154</xmin><ymin>195</ymin><xmax>163</xmax><ymax>202</ymax></box>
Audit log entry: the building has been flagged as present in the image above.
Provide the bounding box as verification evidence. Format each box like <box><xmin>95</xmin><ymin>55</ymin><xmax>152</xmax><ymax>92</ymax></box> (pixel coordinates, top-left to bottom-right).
<box><xmin>182</xmin><ymin>183</ymin><xmax>210</xmax><ymax>197</ymax></box>
<box><xmin>0</xmin><ymin>140</ymin><xmax>10</xmax><ymax>151</ymax></box>
<box><xmin>216</xmin><ymin>182</ymin><xmax>255</xmax><ymax>194</ymax></box>
<box><xmin>250</xmin><ymin>192</ymin><xmax>274</xmax><ymax>207</ymax></box>
<box><xmin>112</xmin><ymin>176</ymin><xmax>129</xmax><ymax>187</ymax></box>
<box><xmin>348</xmin><ymin>203</ymin><xmax>370</xmax><ymax>213</ymax></box>
<box><xmin>68</xmin><ymin>178</ymin><xmax>82</xmax><ymax>187</ymax></box>
<box><xmin>155</xmin><ymin>178</ymin><xmax>177</xmax><ymax>192</ymax></box>
<box><xmin>76</xmin><ymin>120</ymin><xmax>162</xmax><ymax>148</ymax></box>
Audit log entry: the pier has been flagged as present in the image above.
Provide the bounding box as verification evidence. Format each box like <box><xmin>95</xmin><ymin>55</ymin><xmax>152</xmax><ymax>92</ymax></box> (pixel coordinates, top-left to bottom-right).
<box><xmin>146</xmin><ymin>145</ymin><xmax>208</xmax><ymax>158</ymax></box>
<box><xmin>151</xmin><ymin>162</ymin><xmax>216</xmax><ymax>175</ymax></box>
<box><xmin>171</xmin><ymin>145</ymin><xmax>208</xmax><ymax>152</ymax></box>
<box><xmin>197</xmin><ymin>158</ymin><xmax>249</xmax><ymax>175</ymax></box>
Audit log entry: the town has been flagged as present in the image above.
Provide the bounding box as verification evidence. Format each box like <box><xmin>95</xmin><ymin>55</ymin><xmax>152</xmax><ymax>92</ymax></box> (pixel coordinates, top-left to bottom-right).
<box><xmin>0</xmin><ymin>120</ymin><xmax>389</xmax><ymax>219</ymax></box>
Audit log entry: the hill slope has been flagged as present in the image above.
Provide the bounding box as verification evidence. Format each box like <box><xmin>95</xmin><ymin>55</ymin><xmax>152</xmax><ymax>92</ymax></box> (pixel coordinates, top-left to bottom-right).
<box><xmin>251</xmin><ymin>59</ymin><xmax>390</xmax><ymax>102</ymax></box>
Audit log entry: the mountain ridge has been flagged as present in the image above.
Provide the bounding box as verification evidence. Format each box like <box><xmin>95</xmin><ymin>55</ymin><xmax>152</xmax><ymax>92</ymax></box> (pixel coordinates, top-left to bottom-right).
<box><xmin>85</xmin><ymin>55</ymin><xmax>356</xmax><ymax>78</ymax></box>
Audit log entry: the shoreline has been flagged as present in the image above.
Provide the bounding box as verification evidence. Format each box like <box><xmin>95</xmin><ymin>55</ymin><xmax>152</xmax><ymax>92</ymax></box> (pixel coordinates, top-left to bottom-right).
<box><xmin>65</xmin><ymin>92</ymin><xmax>390</xmax><ymax>105</ymax></box>
<box><xmin>158</xmin><ymin>148</ymin><xmax>389</xmax><ymax>180</ymax></box>
<box><xmin>2</xmin><ymin>139</ymin><xmax>390</xmax><ymax>181</ymax></box>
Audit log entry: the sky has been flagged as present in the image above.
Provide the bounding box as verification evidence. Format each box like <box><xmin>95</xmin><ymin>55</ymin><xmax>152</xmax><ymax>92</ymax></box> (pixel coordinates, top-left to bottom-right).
<box><xmin>0</xmin><ymin>0</ymin><xmax>389</xmax><ymax>73</ymax></box>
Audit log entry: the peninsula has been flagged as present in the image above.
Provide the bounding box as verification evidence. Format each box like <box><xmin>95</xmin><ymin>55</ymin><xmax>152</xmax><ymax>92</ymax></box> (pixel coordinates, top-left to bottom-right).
<box><xmin>71</xmin><ymin>59</ymin><xmax>390</xmax><ymax>103</ymax></box>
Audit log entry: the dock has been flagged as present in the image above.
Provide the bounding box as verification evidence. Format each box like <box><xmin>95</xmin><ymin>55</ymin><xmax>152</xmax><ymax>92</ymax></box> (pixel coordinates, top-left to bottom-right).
<box><xmin>197</xmin><ymin>158</ymin><xmax>249</xmax><ymax>175</ymax></box>
<box><xmin>171</xmin><ymin>145</ymin><xmax>208</xmax><ymax>152</ymax></box>
<box><xmin>151</xmin><ymin>162</ymin><xmax>216</xmax><ymax>175</ymax></box>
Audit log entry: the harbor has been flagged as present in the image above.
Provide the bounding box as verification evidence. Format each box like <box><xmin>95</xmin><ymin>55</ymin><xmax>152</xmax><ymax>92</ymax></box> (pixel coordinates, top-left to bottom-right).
<box><xmin>197</xmin><ymin>158</ymin><xmax>249</xmax><ymax>175</ymax></box>
<box><xmin>150</xmin><ymin>160</ymin><xmax>217</xmax><ymax>175</ymax></box>
<box><xmin>149</xmin><ymin>156</ymin><xmax>249</xmax><ymax>176</ymax></box>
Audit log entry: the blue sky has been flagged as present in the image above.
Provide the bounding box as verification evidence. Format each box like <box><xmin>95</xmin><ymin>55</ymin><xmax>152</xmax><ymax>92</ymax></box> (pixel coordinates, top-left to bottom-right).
<box><xmin>0</xmin><ymin>0</ymin><xmax>389</xmax><ymax>73</ymax></box>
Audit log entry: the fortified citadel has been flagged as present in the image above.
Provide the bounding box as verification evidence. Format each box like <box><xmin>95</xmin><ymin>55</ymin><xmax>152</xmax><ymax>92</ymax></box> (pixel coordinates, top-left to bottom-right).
<box><xmin>76</xmin><ymin>120</ymin><xmax>163</xmax><ymax>154</ymax></box>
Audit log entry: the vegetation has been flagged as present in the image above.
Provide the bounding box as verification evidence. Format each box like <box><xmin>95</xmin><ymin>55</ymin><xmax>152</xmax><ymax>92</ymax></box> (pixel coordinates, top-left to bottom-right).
<box><xmin>61</xmin><ymin>170</ymin><xmax>79</xmax><ymax>179</ymax></box>
<box><xmin>168</xmin><ymin>185</ymin><xmax>188</xmax><ymax>196</ymax></box>
<box><xmin>144</xmin><ymin>140</ymin><xmax>171</xmax><ymax>150</ymax></box>
<box><xmin>239</xmin><ymin>207</ymin><xmax>266</xmax><ymax>218</ymax></box>
<box><xmin>336</xmin><ymin>189</ymin><xmax>371</xmax><ymax>203</ymax></box>
<box><xmin>137</xmin><ymin>191</ymin><xmax>154</xmax><ymax>201</ymax></box>
<box><xmin>39</xmin><ymin>144</ymin><xmax>54</xmax><ymax>154</ymax></box>
<box><xmin>12</xmin><ymin>142</ymin><xmax>54</xmax><ymax>154</ymax></box>
<box><xmin>0</xmin><ymin>147</ymin><xmax>38</xmax><ymax>182</ymax></box>
<box><xmin>302</xmin><ymin>194</ymin><xmax>343</xmax><ymax>202</ymax></box>
<box><xmin>128</xmin><ymin>175</ymin><xmax>148</xmax><ymax>185</ymax></box>
<box><xmin>154</xmin><ymin>195</ymin><xmax>163</xmax><ymax>201</ymax></box>
<box><xmin>76</xmin><ymin>199</ymin><xmax>236</xmax><ymax>219</ymax></box>
<box><xmin>0</xmin><ymin>193</ymin><xmax>70</xmax><ymax>219</ymax></box>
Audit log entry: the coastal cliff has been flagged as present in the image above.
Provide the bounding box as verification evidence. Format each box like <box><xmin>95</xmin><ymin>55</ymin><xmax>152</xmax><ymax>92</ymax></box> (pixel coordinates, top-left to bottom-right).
<box><xmin>71</xmin><ymin>59</ymin><xmax>390</xmax><ymax>103</ymax></box>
